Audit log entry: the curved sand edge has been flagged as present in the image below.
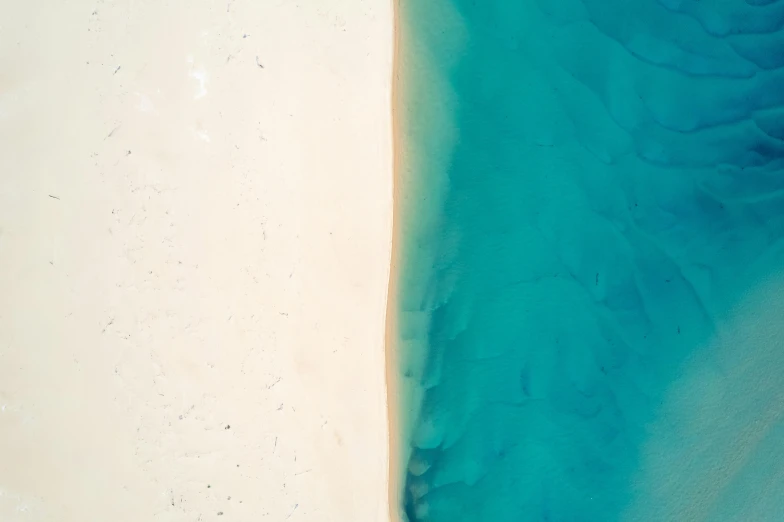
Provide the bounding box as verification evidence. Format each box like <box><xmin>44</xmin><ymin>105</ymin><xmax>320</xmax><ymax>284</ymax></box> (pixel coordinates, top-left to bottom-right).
<box><xmin>386</xmin><ymin>0</ymin><xmax>405</xmax><ymax>519</ymax></box>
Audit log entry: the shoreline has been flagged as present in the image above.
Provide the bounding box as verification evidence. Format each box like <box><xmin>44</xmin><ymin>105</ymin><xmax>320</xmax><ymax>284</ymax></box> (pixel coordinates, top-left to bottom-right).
<box><xmin>386</xmin><ymin>0</ymin><xmax>405</xmax><ymax>520</ymax></box>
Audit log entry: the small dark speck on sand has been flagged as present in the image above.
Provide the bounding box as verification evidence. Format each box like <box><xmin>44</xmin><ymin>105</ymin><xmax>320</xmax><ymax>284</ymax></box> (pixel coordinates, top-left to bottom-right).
<box><xmin>217</xmin><ymin>512</ymin><xmax>223</xmax><ymax>516</ymax></box>
<box><xmin>225</xmin><ymin>424</ymin><xmax>231</xmax><ymax>429</ymax></box>
<box><xmin>207</xmin><ymin>485</ymin><xmax>211</xmax><ymax>488</ymax></box>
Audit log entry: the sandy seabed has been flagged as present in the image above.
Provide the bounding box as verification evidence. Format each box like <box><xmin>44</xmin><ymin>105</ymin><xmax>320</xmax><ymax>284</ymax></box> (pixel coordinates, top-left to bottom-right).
<box><xmin>0</xmin><ymin>1</ymin><xmax>394</xmax><ymax>521</ymax></box>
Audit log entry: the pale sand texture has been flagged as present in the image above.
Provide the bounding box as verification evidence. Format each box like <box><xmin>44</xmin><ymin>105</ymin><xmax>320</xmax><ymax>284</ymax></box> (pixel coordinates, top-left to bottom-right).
<box><xmin>0</xmin><ymin>1</ymin><xmax>393</xmax><ymax>521</ymax></box>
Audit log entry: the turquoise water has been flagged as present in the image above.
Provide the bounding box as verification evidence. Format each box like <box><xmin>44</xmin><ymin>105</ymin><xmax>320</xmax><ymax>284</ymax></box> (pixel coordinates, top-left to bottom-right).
<box><xmin>395</xmin><ymin>1</ymin><xmax>784</xmax><ymax>521</ymax></box>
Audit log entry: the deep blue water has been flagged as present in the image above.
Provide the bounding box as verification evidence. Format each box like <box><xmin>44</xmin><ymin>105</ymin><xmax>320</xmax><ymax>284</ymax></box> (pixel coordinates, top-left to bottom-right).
<box><xmin>395</xmin><ymin>0</ymin><xmax>784</xmax><ymax>520</ymax></box>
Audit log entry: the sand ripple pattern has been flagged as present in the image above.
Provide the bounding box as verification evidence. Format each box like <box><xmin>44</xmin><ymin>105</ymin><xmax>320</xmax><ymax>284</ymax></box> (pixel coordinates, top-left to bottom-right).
<box><xmin>400</xmin><ymin>0</ymin><xmax>784</xmax><ymax>520</ymax></box>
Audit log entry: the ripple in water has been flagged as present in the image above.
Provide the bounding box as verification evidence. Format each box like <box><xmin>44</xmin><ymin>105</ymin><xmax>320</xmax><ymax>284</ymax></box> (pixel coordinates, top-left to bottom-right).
<box><xmin>395</xmin><ymin>0</ymin><xmax>784</xmax><ymax>520</ymax></box>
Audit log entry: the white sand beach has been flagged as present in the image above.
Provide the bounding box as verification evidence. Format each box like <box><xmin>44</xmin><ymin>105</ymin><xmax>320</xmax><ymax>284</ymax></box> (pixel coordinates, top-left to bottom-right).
<box><xmin>0</xmin><ymin>1</ymin><xmax>394</xmax><ymax>521</ymax></box>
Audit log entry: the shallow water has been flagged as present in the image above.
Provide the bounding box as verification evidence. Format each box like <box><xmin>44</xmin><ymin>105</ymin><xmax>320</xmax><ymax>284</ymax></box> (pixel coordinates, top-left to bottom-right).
<box><xmin>395</xmin><ymin>1</ymin><xmax>784</xmax><ymax>520</ymax></box>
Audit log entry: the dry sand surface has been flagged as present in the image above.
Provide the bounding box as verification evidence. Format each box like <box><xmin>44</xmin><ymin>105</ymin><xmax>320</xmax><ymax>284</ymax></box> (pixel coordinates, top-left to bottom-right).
<box><xmin>0</xmin><ymin>1</ymin><xmax>393</xmax><ymax>521</ymax></box>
